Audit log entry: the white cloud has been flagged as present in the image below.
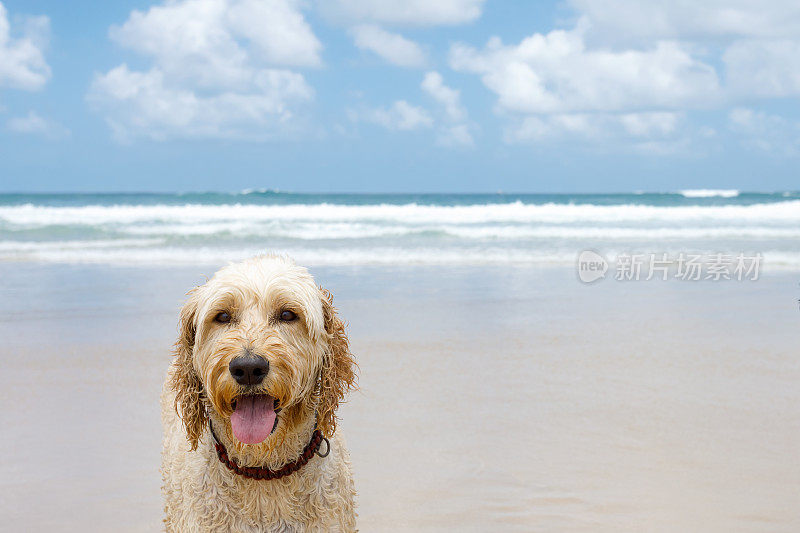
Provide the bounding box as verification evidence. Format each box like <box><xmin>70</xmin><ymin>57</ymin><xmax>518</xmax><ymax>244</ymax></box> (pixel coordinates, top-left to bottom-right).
<box><xmin>566</xmin><ymin>2</ymin><xmax>800</xmax><ymax>102</ymax></box>
<box><xmin>351</xmin><ymin>25</ymin><xmax>425</xmax><ymax>67</ymax></box>
<box><xmin>6</xmin><ymin>110</ymin><xmax>69</xmax><ymax>139</ymax></box>
<box><xmin>565</xmin><ymin>2</ymin><xmax>800</xmax><ymax>101</ymax></box>
<box><xmin>421</xmin><ymin>71</ymin><xmax>473</xmax><ymax>146</ymax></box>
<box><xmin>437</xmin><ymin>124</ymin><xmax>473</xmax><ymax>147</ymax></box>
<box><xmin>88</xmin><ymin>64</ymin><xmax>311</xmax><ymax>142</ymax></box>
<box><xmin>349</xmin><ymin>75</ymin><xmax>472</xmax><ymax>146</ymax></box>
<box><xmin>0</xmin><ymin>2</ymin><xmax>50</xmax><ymax>90</ymax></box>
<box><xmin>729</xmin><ymin>108</ymin><xmax>800</xmax><ymax>155</ymax></box>
<box><xmin>90</xmin><ymin>0</ymin><xmax>320</xmax><ymax>141</ymax></box>
<box><xmin>505</xmin><ymin>111</ymin><xmax>697</xmax><ymax>154</ymax></box>
<box><xmin>322</xmin><ymin>0</ymin><xmax>485</xmax><ymax>26</ymax></box>
<box><xmin>110</xmin><ymin>0</ymin><xmax>321</xmax><ymax>73</ymax></box>
<box><xmin>444</xmin><ymin>0</ymin><xmax>800</xmax><ymax>153</ymax></box>
<box><xmin>225</xmin><ymin>0</ymin><xmax>322</xmax><ymax>66</ymax></box>
<box><xmin>619</xmin><ymin>112</ymin><xmax>680</xmax><ymax>138</ymax></box>
<box><xmin>508</xmin><ymin>114</ymin><xmax>595</xmax><ymax>142</ymax></box>
<box><xmin>421</xmin><ymin>71</ymin><xmax>465</xmax><ymax>121</ymax></box>
<box><xmin>724</xmin><ymin>40</ymin><xmax>800</xmax><ymax>98</ymax></box>
<box><xmin>353</xmin><ymin>100</ymin><xmax>432</xmax><ymax>131</ymax></box>
<box><xmin>569</xmin><ymin>0</ymin><xmax>800</xmax><ymax>42</ymax></box>
<box><xmin>450</xmin><ymin>30</ymin><xmax>720</xmax><ymax>115</ymax></box>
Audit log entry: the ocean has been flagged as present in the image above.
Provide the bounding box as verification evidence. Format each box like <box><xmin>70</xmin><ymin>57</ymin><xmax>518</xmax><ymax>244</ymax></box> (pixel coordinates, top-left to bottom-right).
<box><xmin>1</xmin><ymin>189</ymin><xmax>799</xmax><ymax>268</ymax></box>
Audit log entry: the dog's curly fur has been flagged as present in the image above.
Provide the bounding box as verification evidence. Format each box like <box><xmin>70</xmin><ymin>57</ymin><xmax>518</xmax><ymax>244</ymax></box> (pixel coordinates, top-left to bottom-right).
<box><xmin>161</xmin><ymin>255</ymin><xmax>357</xmax><ymax>532</ymax></box>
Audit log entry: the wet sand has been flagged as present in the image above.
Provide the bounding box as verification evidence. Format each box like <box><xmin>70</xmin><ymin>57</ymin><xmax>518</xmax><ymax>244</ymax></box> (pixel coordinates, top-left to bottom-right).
<box><xmin>0</xmin><ymin>263</ymin><xmax>798</xmax><ymax>531</ymax></box>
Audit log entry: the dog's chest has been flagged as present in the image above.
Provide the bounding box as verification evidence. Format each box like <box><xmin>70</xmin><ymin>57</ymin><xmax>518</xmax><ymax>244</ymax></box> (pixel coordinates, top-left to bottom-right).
<box><xmin>201</xmin><ymin>464</ymin><xmax>339</xmax><ymax>531</ymax></box>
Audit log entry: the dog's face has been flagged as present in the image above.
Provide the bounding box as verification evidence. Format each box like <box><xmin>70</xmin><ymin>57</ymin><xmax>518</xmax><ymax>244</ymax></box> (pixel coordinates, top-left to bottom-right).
<box><xmin>170</xmin><ymin>255</ymin><xmax>355</xmax><ymax>451</ymax></box>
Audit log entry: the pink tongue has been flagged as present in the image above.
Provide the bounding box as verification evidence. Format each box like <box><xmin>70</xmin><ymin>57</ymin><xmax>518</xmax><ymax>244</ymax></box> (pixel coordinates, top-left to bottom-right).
<box><xmin>230</xmin><ymin>395</ymin><xmax>276</xmax><ymax>444</ymax></box>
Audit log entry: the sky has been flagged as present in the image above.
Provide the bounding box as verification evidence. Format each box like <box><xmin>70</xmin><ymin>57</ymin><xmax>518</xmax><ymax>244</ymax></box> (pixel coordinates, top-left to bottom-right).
<box><xmin>0</xmin><ymin>0</ymin><xmax>799</xmax><ymax>193</ymax></box>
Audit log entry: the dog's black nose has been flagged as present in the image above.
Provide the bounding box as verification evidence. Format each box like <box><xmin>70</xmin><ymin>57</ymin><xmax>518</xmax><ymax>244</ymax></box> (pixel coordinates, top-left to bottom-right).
<box><xmin>229</xmin><ymin>354</ymin><xmax>269</xmax><ymax>386</ymax></box>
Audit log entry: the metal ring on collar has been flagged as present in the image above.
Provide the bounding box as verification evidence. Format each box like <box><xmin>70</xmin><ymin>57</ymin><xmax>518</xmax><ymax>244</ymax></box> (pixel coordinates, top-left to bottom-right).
<box><xmin>316</xmin><ymin>436</ymin><xmax>331</xmax><ymax>458</ymax></box>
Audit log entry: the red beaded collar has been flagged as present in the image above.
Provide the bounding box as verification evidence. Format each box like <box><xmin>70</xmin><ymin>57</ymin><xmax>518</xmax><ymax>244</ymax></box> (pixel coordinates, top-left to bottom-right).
<box><xmin>208</xmin><ymin>421</ymin><xmax>330</xmax><ymax>481</ymax></box>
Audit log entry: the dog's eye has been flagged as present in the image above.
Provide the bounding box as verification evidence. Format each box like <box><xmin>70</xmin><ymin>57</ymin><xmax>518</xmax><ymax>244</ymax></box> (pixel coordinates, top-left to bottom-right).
<box><xmin>279</xmin><ymin>310</ymin><xmax>297</xmax><ymax>322</ymax></box>
<box><xmin>214</xmin><ymin>311</ymin><xmax>231</xmax><ymax>324</ymax></box>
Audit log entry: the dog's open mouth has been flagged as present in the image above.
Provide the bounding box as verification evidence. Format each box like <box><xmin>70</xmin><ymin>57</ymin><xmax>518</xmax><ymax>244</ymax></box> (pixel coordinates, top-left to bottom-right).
<box><xmin>230</xmin><ymin>395</ymin><xmax>280</xmax><ymax>445</ymax></box>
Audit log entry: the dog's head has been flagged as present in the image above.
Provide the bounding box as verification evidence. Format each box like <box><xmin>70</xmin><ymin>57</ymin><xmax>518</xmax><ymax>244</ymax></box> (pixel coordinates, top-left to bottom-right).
<box><xmin>170</xmin><ymin>255</ymin><xmax>356</xmax><ymax>451</ymax></box>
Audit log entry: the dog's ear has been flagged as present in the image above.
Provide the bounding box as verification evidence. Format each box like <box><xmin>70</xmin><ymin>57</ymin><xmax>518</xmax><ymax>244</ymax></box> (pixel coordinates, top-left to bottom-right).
<box><xmin>169</xmin><ymin>289</ymin><xmax>207</xmax><ymax>451</ymax></box>
<box><xmin>317</xmin><ymin>287</ymin><xmax>357</xmax><ymax>438</ymax></box>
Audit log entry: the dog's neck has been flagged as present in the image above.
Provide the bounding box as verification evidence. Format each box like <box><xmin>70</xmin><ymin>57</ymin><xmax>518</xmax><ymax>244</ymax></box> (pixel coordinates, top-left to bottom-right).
<box><xmin>207</xmin><ymin>402</ymin><xmax>317</xmax><ymax>469</ymax></box>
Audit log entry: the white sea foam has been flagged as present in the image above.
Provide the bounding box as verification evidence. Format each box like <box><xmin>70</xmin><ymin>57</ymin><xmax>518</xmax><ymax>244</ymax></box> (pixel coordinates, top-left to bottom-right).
<box><xmin>2</xmin><ymin>200</ymin><xmax>800</xmax><ymax>227</ymax></box>
<box><xmin>0</xmin><ymin>244</ymin><xmax>575</xmax><ymax>266</ymax></box>
<box><xmin>0</xmin><ymin>239</ymin><xmax>164</xmax><ymax>251</ymax></box>
<box><xmin>440</xmin><ymin>226</ymin><xmax>800</xmax><ymax>240</ymax></box>
<box><xmin>679</xmin><ymin>189</ymin><xmax>740</xmax><ymax>198</ymax></box>
<box><xmin>1</xmin><ymin>243</ymin><xmax>798</xmax><ymax>270</ymax></box>
<box><xmin>115</xmin><ymin>223</ymin><xmax>800</xmax><ymax>241</ymax></box>
<box><xmin>1</xmin><ymin>199</ymin><xmax>799</xmax><ymax>268</ymax></box>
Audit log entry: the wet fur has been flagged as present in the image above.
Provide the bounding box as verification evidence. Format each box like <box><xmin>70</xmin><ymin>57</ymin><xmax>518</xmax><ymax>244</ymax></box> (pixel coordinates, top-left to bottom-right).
<box><xmin>161</xmin><ymin>255</ymin><xmax>357</xmax><ymax>531</ymax></box>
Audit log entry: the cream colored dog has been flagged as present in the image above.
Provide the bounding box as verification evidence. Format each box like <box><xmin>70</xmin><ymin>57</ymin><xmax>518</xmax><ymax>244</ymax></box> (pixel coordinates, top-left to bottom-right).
<box><xmin>161</xmin><ymin>255</ymin><xmax>357</xmax><ymax>532</ymax></box>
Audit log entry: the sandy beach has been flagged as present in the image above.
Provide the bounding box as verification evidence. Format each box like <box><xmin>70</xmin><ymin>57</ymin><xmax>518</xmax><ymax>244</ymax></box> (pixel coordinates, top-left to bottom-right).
<box><xmin>1</xmin><ymin>262</ymin><xmax>798</xmax><ymax>531</ymax></box>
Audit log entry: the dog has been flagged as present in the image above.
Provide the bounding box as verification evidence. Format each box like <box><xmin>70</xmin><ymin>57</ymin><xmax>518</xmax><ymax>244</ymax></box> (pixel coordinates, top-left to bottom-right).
<box><xmin>161</xmin><ymin>255</ymin><xmax>357</xmax><ymax>532</ymax></box>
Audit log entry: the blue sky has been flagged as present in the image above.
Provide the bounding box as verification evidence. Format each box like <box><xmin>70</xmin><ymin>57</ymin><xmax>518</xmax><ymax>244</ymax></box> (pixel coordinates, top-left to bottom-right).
<box><xmin>0</xmin><ymin>0</ymin><xmax>798</xmax><ymax>193</ymax></box>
